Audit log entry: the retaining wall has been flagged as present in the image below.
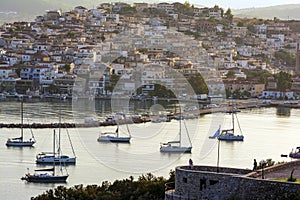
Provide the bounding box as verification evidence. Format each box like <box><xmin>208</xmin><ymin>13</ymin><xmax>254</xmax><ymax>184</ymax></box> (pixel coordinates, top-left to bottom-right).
<box><xmin>165</xmin><ymin>165</ymin><xmax>300</xmax><ymax>200</ymax></box>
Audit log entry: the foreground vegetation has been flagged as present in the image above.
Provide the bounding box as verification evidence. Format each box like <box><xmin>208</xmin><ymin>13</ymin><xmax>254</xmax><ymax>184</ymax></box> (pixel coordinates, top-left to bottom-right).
<box><xmin>30</xmin><ymin>165</ymin><xmax>300</xmax><ymax>199</ymax></box>
<box><xmin>32</xmin><ymin>171</ymin><xmax>175</xmax><ymax>200</ymax></box>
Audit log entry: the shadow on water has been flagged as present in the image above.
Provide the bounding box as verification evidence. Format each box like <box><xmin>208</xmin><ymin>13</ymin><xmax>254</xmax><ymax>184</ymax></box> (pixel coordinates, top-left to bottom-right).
<box><xmin>276</xmin><ymin>106</ymin><xmax>291</xmax><ymax>117</ymax></box>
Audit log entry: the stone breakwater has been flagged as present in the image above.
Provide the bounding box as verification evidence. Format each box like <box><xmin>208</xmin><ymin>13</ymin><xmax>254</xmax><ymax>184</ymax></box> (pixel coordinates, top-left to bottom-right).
<box><xmin>0</xmin><ymin>99</ymin><xmax>296</xmax><ymax>129</ymax></box>
<box><xmin>0</xmin><ymin>117</ymin><xmax>151</xmax><ymax>129</ymax></box>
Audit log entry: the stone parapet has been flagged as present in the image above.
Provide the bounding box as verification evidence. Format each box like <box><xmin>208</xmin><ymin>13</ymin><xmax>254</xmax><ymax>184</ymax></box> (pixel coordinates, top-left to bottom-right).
<box><xmin>166</xmin><ymin>165</ymin><xmax>300</xmax><ymax>200</ymax></box>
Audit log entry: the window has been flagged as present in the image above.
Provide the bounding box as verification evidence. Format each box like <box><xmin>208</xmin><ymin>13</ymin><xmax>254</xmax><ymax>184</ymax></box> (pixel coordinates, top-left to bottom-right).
<box><xmin>200</xmin><ymin>179</ymin><xmax>206</xmax><ymax>191</ymax></box>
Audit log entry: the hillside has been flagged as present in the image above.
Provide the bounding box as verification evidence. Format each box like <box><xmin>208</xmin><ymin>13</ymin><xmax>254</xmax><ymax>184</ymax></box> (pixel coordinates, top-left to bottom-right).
<box><xmin>0</xmin><ymin>0</ymin><xmax>92</xmax><ymax>23</ymax></box>
<box><xmin>233</xmin><ymin>4</ymin><xmax>300</xmax><ymax>20</ymax></box>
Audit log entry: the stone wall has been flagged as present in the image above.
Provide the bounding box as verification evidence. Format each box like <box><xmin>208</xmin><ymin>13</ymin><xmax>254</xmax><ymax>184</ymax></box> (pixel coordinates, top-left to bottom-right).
<box><xmin>165</xmin><ymin>165</ymin><xmax>300</xmax><ymax>200</ymax></box>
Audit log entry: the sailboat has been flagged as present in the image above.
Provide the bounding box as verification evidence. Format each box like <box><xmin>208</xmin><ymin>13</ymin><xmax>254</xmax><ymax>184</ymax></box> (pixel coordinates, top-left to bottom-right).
<box><xmin>160</xmin><ymin>110</ymin><xmax>192</xmax><ymax>153</ymax></box>
<box><xmin>36</xmin><ymin>106</ymin><xmax>76</xmax><ymax>164</ymax></box>
<box><xmin>6</xmin><ymin>99</ymin><xmax>35</xmax><ymax>147</ymax></box>
<box><xmin>21</xmin><ymin>130</ymin><xmax>68</xmax><ymax>183</ymax></box>
<box><xmin>289</xmin><ymin>146</ymin><xmax>300</xmax><ymax>158</ymax></box>
<box><xmin>97</xmin><ymin>123</ymin><xmax>131</xmax><ymax>143</ymax></box>
<box><xmin>217</xmin><ymin>106</ymin><xmax>244</xmax><ymax>141</ymax></box>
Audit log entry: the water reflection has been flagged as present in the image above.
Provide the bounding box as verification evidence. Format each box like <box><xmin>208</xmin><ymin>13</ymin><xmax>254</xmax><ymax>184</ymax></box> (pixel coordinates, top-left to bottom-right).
<box><xmin>276</xmin><ymin>106</ymin><xmax>291</xmax><ymax>117</ymax></box>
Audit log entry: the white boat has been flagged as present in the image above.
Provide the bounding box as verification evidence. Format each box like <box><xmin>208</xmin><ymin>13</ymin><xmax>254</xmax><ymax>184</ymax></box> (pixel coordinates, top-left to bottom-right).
<box><xmin>215</xmin><ymin>106</ymin><xmax>244</xmax><ymax>141</ymax></box>
<box><xmin>22</xmin><ymin>130</ymin><xmax>69</xmax><ymax>183</ymax></box>
<box><xmin>6</xmin><ymin>99</ymin><xmax>36</xmax><ymax>147</ymax></box>
<box><xmin>84</xmin><ymin>117</ymin><xmax>99</xmax><ymax>124</ymax></box>
<box><xmin>160</xmin><ymin>141</ymin><xmax>192</xmax><ymax>153</ymax></box>
<box><xmin>98</xmin><ymin>124</ymin><xmax>131</xmax><ymax>143</ymax></box>
<box><xmin>36</xmin><ymin>152</ymin><xmax>76</xmax><ymax>164</ymax></box>
<box><xmin>160</xmin><ymin>111</ymin><xmax>192</xmax><ymax>153</ymax></box>
<box><xmin>36</xmin><ymin>131</ymin><xmax>76</xmax><ymax>164</ymax></box>
<box><xmin>151</xmin><ymin>115</ymin><xmax>170</xmax><ymax>123</ymax></box>
<box><xmin>218</xmin><ymin>129</ymin><xmax>244</xmax><ymax>141</ymax></box>
<box><xmin>36</xmin><ymin>107</ymin><xmax>76</xmax><ymax>164</ymax></box>
<box><xmin>105</xmin><ymin>113</ymin><xmax>125</xmax><ymax>122</ymax></box>
<box><xmin>289</xmin><ymin>147</ymin><xmax>300</xmax><ymax>158</ymax></box>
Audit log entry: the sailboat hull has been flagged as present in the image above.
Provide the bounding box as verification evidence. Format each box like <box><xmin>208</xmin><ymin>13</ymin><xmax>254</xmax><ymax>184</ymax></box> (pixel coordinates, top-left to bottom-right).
<box><xmin>218</xmin><ymin>133</ymin><xmax>244</xmax><ymax>141</ymax></box>
<box><xmin>160</xmin><ymin>146</ymin><xmax>192</xmax><ymax>153</ymax></box>
<box><xmin>6</xmin><ymin>141</ymin><xmax>35</xmax><ymax>147</ymax></box>
<box><xmin>36</xmin><ymin>156</ymin><xmax>76</xmax><ymax>164</ymax></box>
<box><xmin>22</xmin><ymin>174</ymin><xmax>68</xmax><ymax>183</ymax></box>
<box><xmin>97</xmin><ymin>135</ymin><xmax>131</xmax><ymax>143</ymax></box>
<box><xmin>289</xmin><ymin>152</ymin><xmax>300</xmax><ymax>158</ymax></box>
<box><xmin>6</xmin><ymin>100</ymin><xmax>36</xmax><ymax>147</ymax></box>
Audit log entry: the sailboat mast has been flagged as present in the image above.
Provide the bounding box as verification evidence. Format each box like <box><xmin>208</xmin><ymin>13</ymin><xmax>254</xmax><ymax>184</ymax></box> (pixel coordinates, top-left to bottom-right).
<box><xmin>232</xmin><ymin>110</ymin><xmax>234</xmax><ymax>133</ymax></box>
<box><xmin>21</xmin><ymin>99</ymin><xmax>24</xmax><ymax>142</ymax></box>
<box><xmin>231</xmin><ymin>102</ymin><xmax>235</xmax><ymax>133</ymax></box>
<box><xmin>179</xmin><ymin>106</ymin><xmax>181</xmax><ymax>147</ymax></box>
<box><xmin>58</xmin><ymin>102</ymin><xmax>61</xmax><ymax>157</ymax></box>
<box><xmin>53</xmin><ymin>129</ymin><xmax>56</xmax><ymax>176</ymax></box>
<box><xmin>116</xmin><ymin>123</ymin><xmax>119</xmax><ymax>137</ymax></box>
<box><xmin>53</xmin><ymin>130</ymin><xmax>56</xmax><ymax>157</ymax></box>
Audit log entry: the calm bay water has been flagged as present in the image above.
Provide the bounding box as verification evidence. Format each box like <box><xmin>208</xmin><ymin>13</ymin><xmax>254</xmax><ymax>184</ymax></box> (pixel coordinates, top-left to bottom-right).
<box><xmin>0</xmin><ymin>99</ymin><xmax>299</xmax><ymax>199</ymax></box>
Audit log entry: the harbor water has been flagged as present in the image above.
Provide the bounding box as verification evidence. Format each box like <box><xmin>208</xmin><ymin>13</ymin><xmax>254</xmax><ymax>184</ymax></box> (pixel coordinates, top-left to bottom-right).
<box><xmin>0</xmin><ymin>99</ymin><xmax>299</xmax><ymax>199</ymax></box>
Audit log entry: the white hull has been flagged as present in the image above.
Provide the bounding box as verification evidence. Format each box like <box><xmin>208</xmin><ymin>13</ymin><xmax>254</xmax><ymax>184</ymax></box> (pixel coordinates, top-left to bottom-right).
<box><xmin>6</xmin><ymin>100</ymin><xmax>36</xmax><ymax>147</ymax></box>
<box><xmin>160</xmin><ymin>146</ymin><xmax>192</xmax><ymax>153</ymax></box>
<box><xmin>36</xmin><ymin>156</ymin><xmax>76</xmax><ymax>164</ymax></box>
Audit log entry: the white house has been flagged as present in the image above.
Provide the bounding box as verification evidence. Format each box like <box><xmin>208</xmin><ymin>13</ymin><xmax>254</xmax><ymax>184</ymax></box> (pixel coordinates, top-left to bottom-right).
<box><xmin>74</xmin><ymin>6</ymin><xmax>88</xmax><ymax>15</ymax></box>
<box><xmin>0</xmin><ymin>67</ymin><xmax>13</xmax><ymax>79</ymax></box>
<box><xmin>20</xmin><ymin>54</ymin><xmax>32</xmax><ymax>62</ymax></box>
<box><xmin>254</xmin><ymin>24</ymin><xmax>267</xmax><ymax>33</ymax></box>
<box><xmin>260</xmin><ymin>90</ymin><xmax>294</xmax><ymax>99</ymax></box>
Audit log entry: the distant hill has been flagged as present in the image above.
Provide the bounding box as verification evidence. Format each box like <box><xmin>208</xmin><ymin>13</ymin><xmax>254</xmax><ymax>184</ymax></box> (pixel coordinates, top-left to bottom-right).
<box><xmin>233</xmin><ymin>4</ymin><xmax>300</xmax><ymax>20</ymax></box>
<box><xmin>0</xmin><ymin>0</ymin><xmax>93</xmax><ymax>24</ymax></box>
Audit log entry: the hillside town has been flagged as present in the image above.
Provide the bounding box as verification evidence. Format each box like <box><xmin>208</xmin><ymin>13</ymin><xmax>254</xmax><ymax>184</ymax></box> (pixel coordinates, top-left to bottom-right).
<box><xmin>0</xmin><ymin>2</ymin><xmax>300</xmax><ymax>100</ymax></box>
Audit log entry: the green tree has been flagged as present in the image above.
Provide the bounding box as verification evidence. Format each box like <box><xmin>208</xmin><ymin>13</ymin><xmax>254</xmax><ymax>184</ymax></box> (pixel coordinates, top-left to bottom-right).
<box><xmin>225</xmin><ymin>8</ymin><xmax>233</xmax><ymax>21</ymax></box>
<box><xmin>243</xmin><ymin>69</ymin><xmax>272</xmax><ymax>84</ymax></box>
<box><xmin>225</xmin><ymin>88</ymin><xmax>231</xmax><ymax>98</ymax></box>
<box><xmin>118</xmin><ymin>6</ymin><xmax>137</xmax><ymax>15</ymax></box>
<box><xmin>63</xmin><ymin>64</ymin><xmax>71</xmax><ymax>72</ymax></box>
<box><xmin>105</xmin><ymin>74</ymin><xmax>120</xmax><ymax>93</ymax></box>
<box><xmin>274</xmin><ymin>71</ymin><xmax>292</xmax><ymax>98</ymax></box>
<box><xmin>241</xmin><ymin>90</ymin><xmax>251</xmax><ymax>98</ymax></box>
<box><xmin>148</xmin><ymin>84</ymin><xmax>176</xmax><ymax>98</ymax></box>
<box><xmin>274</xmin><ymin>50</ymin><xmax>296</xmax><ymax>68</ymax></box>
<box><xmin>234</xmin><ymin>36</ymin><xmax>244</xmax><ymax>45</ymax></box>
<box><xmin>187</xmin><ymin>73</ymin><xmax>209</xmax><ymax>94</ymax></box>
<box><xmin>66</xmin><ymin>31</ymin><xmax>75</xmax><ymax>37</ymax></box>
<box><xmin>175</xmin><ymin>1</ymin><xmax>194</xmax><ymax>16</ymax></box>
<box><xmin>232</xmin><ymin>89</ymin><xmax>241</xmax><ymax>99</ymax></box>
<box><xmin>226</xmin><ymin>70</ymin><xmax>236</xmax><ymax>78</ymax></box>
<box><xmin>237</xmin><ymin>21</ymin><xmax>244</xmax><ymax>27</ymax></box>
<box><xmin>32</xmin><ymin>172</ymin><xmax>175</xmax><ymax>200</ymax></box>
<box><xmin>213</xmin><ymin>4</ymin><xmax>224</xmax><ymax>16</ymax></box>
<box><xmin>247</xmin><ymin>24</ymin><xmax>256</xmax><ymax>33</ymax></box>
<box><xmin>15</xmin><ymin>68</ymin><xmax>21</xmax><ymax>77</ymax></box>
<box><xmin>183</xmin><ymin>1</ymin><xmax>191</xmax><ymax>8</ymax></box>
<box><xmin>101</xmin><ymin>34</ymin><xmax>106</xmax><ymax>42</ymax></box>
